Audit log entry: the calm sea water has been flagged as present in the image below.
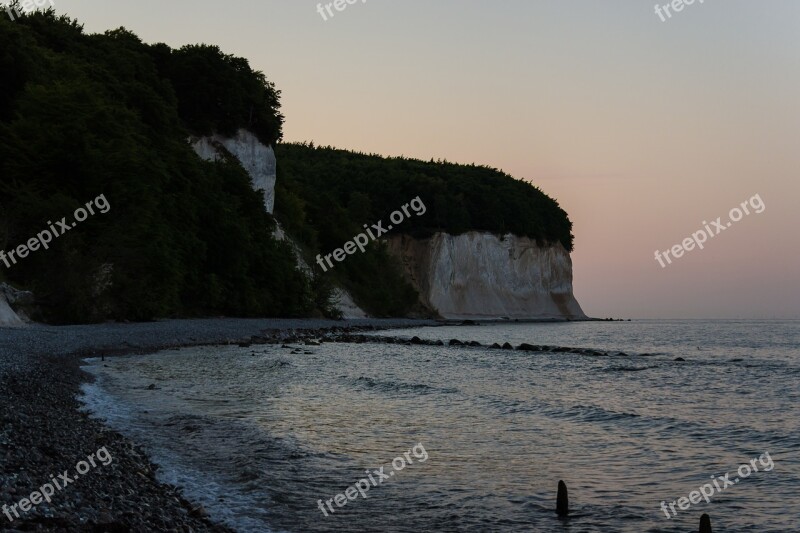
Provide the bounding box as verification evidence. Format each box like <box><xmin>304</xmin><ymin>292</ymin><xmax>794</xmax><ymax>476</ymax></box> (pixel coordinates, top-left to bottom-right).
<box><xmin>81</xmin><ymin>320</ymin><xmax>800</xmax><ymax>532</ymax></box>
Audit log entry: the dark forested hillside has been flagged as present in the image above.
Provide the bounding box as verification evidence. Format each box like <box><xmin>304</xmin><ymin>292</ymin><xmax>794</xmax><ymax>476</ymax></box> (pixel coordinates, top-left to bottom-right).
<box><xmin>0</xmin><ymin>8</ymin><xmax>574</xmax><ymax>323</ymax></box>
<box><xmin>275</xmin><ymin>143</ymin><xmax>574</xmax><ymax>252</ymax></box>
<box><xmin>0</xmin><ymin>8</ymin><xmax>311</xmax><ymax>323</ymax></box>
<box><xmin>273</xmin><ymin>143</ymin><xmax>574</xmax><ymax>316</ymax></box>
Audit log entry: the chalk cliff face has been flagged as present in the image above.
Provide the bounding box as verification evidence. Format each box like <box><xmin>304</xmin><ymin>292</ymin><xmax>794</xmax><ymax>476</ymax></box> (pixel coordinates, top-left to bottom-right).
<box><xmin>0</xmin><ymin>284</ymin><xmax>28</xmax><ymax>327</ymax></box>
<box><xmin>193</xmin><ymin>130</ymin><xmax>368</xmax><ymax>318</ymax></box>
<box><xmin>386</xmin><ymin>232</ymin><xmax>585</xmax><ymax>320</ymax></box>
<box><xmin>190</xmin><ymin>130</ymin><xmax>581</xmax><ymax>320</ymax></box>
<box><xmin>192</xmin><ymin>129</ymin><xmax>277</xmax><ymax>213</ymax></box>
<box><xmin>0</xmin><ymin>296</ymin><xmax>23</xmax><ymax>327</ymax></box>
<box><xmin>273</xmin><ymin>223</ymin><xmax>368</xmax><ymax>319</ymax></box>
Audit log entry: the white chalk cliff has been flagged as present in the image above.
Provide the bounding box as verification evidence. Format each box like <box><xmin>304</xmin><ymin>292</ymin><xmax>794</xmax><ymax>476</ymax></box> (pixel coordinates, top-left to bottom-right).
<box><xmin>273</xmin><ymin>223</ymin><xmax>367</xmax><ymax>319</ymax></box>
<box><xmin>190</xmin><ymin>130</ymin><xmax>581</xmax><ymax>320</ymax></box>
<box><xmin>0</xmin><ymin>284</ymin><xmax>26</xmax><ymax>327</ymax></box>
<box><xmin>192</xmin><ymin>130</ymin><xmax>368</xmax><ymax>318</ymax></box>
<box><xmin>0</xmin><ymin>296</ymin><xmax>23</xmax><ymax>327</ymax></box>
<box><xmin>387</xmin><ymin>232</ymin><xmax>585</xmax><ymax>320</ymax></box>
<box><xmin>192</xmin><ymin>129</ymin><xmax>277</xmax><ymax>213</ymax></box>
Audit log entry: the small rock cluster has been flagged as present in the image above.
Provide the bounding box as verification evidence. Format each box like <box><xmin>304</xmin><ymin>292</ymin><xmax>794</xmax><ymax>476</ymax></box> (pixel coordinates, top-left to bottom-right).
<box><xmin>321</xmin><ymin>333</ymin><xmax>649</xmax><ymax>357</ymax></box>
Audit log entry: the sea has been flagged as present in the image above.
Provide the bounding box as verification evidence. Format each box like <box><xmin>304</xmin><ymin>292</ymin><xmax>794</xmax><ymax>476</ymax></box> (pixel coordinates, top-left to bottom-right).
<box><xmin>80</xmin><ymin>319</ymin><xmax>800</xmax><ymax>532</ymax></box>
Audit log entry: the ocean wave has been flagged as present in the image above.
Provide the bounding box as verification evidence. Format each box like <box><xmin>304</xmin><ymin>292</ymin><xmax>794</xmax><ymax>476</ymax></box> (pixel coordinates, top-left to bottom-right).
<box><xmin>353</xmin><ymin>375</ymin><xmax>458</xmax><ymax>395</ymax></box>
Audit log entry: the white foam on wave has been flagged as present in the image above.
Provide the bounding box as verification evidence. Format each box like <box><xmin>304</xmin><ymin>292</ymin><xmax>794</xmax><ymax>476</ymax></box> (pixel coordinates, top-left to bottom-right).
<box><xmin>79</xmin><ymin>359</ymin><xmax>279</xmax><ymax>533</ymax></box>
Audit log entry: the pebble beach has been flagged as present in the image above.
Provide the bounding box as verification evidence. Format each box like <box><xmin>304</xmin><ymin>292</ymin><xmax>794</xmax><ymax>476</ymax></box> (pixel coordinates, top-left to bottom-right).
<box><xmin>0</xmin><ymin>318</ymin><xmax>431</xmax><ymax>531</ymax></box>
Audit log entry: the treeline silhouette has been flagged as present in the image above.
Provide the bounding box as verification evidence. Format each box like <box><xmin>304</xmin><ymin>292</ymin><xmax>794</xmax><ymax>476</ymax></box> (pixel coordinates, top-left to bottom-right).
<box><xmin>0</xmin><ymin>8</ymin><xmax>574</xmax><ymax>322</ymax></box>
<box><xmin>0</xmin><ymin>9</ymin><xmax>311</xmax><ymax>323</ymax></box>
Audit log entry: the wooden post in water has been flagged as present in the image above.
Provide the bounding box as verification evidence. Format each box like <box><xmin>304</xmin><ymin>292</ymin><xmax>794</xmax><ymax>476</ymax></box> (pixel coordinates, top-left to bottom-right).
<box><xmin>556</xmin><ymin>480</ymin><xmax>569</xmax><ymax>516</ymax></box>
<box><xmin>699</xmin><ymin>513</ymin><xmax>712</xmax><ymax>533</ymax></box>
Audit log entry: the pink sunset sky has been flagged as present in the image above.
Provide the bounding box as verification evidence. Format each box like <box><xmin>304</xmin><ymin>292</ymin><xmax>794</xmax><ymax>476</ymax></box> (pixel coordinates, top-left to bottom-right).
<box><xmin>60</xmin><ymin>0</ymin><xmax>800</xmax><ymax>318</ymax></box>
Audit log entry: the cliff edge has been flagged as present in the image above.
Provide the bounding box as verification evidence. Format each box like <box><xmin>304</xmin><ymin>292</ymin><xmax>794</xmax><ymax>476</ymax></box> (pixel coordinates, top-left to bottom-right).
<box><xmin>192</xmin><ymin>130</ymin><xmax>368</xmax><ymax>318</ymax></box>
<box><xmin>387</xmin><ymin>232</ymin><xmax>585</xmax><ymax>320</ymax></box>
<box><xmin>192</xmin><ymin>129</ymin><xmax>277</xmax><ymax>213</ymax></box>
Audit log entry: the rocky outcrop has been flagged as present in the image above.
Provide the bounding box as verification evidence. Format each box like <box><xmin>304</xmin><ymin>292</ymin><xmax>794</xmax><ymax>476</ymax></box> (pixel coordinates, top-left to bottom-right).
<box><xmin>190</xmin><ymin>130</ymin><xmax>368</xmax><ymax>318</ymax></box>
<box><xmin>0</xmin><ymin>295</ymin><xmax>23</xmax><ymax>327</ymax></box>
<box><xmin>190</xmin><ymin>130</ymin><xmax>583</xmax><ymax>321</ymax></box>
<box><xmin>0</xmin><ymin>283</ymin><xmax>32</xmax><ymax>327</ymax></box>
<box><xmin>191</xmin><ymin>129</ymin><xmax>277</xmax><ymax>213</ymax></box>
<box><xmin>331</xmin><ymin>288</ymin><xmax>368</xmax><ymax>319</ymax></box>
<box><xmin>386</xmin><ymin>232</ymin><xmax>585</xmax><ymax>320</ymax></box>
<box><xmin>273</xmin><ymin>223</ymin><xmax>368</xmax><ymax>318</ymax></box>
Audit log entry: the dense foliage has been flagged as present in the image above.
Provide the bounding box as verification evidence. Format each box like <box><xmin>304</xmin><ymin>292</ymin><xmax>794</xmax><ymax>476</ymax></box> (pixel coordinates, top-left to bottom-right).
<box><xmin>274</xmin><ymin>143</ymin><xmax>574</xmax><ymax>316</ymax></box>
<box><xmin>0</xmin><ymin>8</ymin><xmax>312</xmax><ymax>323</ymax></box>
<box><xmin>276</xmin><ymin>143</ymin><xmax>574</xmax><ymax>251</ymax></box>
<box><xmin>0</xmin><ymin>8</ymin><xmax>575</xmax><ymax>322</ymax></box>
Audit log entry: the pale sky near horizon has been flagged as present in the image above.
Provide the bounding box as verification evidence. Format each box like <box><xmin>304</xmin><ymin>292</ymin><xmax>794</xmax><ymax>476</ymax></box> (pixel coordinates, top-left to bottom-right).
<box><xmin>53</xmin><ymin>1</ymin><xmax>799</xmax><ymax>319</ymax></box>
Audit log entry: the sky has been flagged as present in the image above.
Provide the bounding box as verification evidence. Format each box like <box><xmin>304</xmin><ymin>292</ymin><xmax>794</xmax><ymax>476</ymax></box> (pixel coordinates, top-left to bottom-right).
<box><xmin>53</xmin><ymin>0</ymin><xmax>800</xmax><ymax>319</ymax></box>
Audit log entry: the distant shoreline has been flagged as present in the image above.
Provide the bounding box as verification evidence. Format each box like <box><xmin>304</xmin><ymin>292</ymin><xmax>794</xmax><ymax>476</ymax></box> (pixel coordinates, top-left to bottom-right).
<box><xmin>436</xmin><ymin>316</ymin><xmax>618</xmax><ymax>324</ymax></box>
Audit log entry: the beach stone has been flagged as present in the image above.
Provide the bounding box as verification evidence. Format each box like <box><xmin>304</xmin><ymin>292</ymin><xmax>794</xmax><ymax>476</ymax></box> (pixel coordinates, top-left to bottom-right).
<box><xmin>501</xmin><ymin>342</ymin><xmax>514</xmax><ymax>350</ymax></box>
<box><xmin>448</xmin><ymin>339</ymin><xmax>464</xmax><ymax>346</ymax></box>
<box><xmin>96</xmin><ymin>511</ymin><xmax>114</xmax><ymax>524</ymax></box>
<box><xmin>188</xmin><ymin>506</ymin><xmax>208</xmax><ymax>518</ymax></box>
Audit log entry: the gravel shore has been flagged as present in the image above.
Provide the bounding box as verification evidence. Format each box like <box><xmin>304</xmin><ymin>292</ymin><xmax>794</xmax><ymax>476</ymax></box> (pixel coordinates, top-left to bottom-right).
<box><xmin>0</xmin><ymin>318</ymin><xmax>434</xmax><ymax>532</ymax></box>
